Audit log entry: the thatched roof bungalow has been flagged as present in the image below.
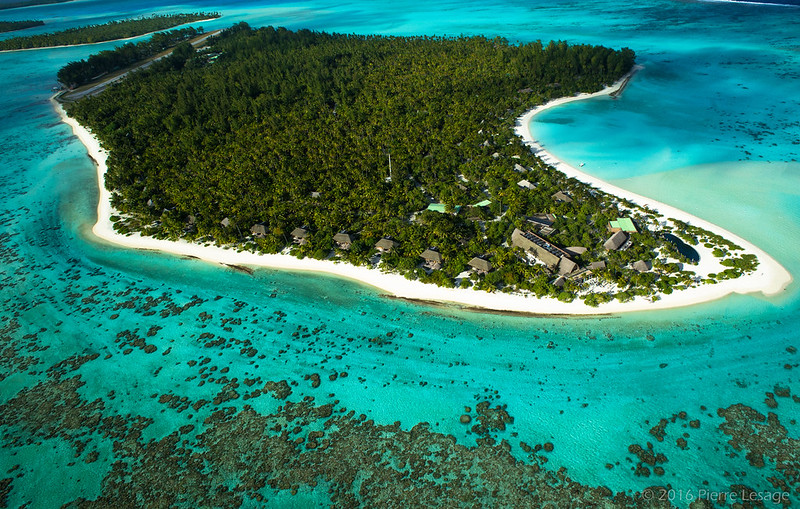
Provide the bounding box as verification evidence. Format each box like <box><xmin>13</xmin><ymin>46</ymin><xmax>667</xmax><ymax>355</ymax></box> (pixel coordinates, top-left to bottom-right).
<box><xmin>251</xmin><ymin>223</ymin><xmax>267</xmax><ymax>238</ymax></box>
<box><xmin>375</xmin><ymin>238</ymin><xmax>399</xmax><ymax>253</ymax></box>
<box><xmin>333</xmin><ymin>232</ymin><xmax>354</xmax><ymax>249</ymax></box>
<box><xmin>421</xmin><ymin>248</ymin><xmax>443</xmax><ymax>269</ymax></box>
<box><xmin>468</xmin><ymin>257</ymin><xmax>493</xmax><ymax>274</ymax></box>
<box><xmin>421</xmin><ymin>248</ymin><xmax>442</xmax><ymax>262</ymax></box>
<box><xmin>603</xmin><ymin>231</ymin><xmax>628</xmax><ymax>251</ymax></box>
<box><xmin>558</xmin><ymin>257</ymin><xmax>578</xmax><ymax>275</ymax></box>
<box><xmin>551</xmin><ymin>191</ymin><xmax>573</xmax><ymax>203</ymax></box>
<box><xmin>291</xmin><ymin>227</ymin><xmax>309</xmax><ymax>245</ymax></box>
<box><xmin>566</xmin><ymin>246</ymin><xmax>587</xmax><ymax>257</ymax></box>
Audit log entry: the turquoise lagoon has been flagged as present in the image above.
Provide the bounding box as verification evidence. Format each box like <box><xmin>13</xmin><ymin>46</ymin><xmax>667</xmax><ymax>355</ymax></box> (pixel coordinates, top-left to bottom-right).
<box><xmin>1</xmin><ymin>0</ymin><xmax>799</xmax><ymax>506</ymax></box>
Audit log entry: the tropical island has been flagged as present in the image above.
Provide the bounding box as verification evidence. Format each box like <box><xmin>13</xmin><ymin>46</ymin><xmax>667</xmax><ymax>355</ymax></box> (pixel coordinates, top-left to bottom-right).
<box><xmin>0</xmin><ymin>12</ymin><xmax>218</xmax><ymax>51</ymax></box>
<box><xmin>0</xmin><ymin>0</ymin><xmax>70</xmax><ymax>10</ymax></box>
<box><xmin>0</xmin><ymin>19</ymin><xmax>43</xmax><ymax>32</ymax></box>
<box><xmin>57</xmin><ymin>23</ymin><xmax>790</xmax><ymax>314</ymax></box>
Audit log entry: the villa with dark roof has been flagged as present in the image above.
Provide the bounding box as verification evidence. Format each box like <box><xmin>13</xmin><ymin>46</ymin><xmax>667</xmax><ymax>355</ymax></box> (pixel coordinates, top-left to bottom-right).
<box><xmin>291</xmin><ymin>227</ymin><xmax>309</xmax><ymax>245</ymax></box>
<box><xmin>468</xmin><ymin>257</ymin><xmax>492</xmax><ymax>274</ymax></box>
<box><xmin>603</xmin><ymin>231</ymin><xmax>627</xmax><ymax>251</ymax></box>
<box><xmin>251</xmin><ymin>223</ymin><xmax>267</xmax><ymax>238</ymax></box>
<box><xmin>375</xmin><ymin>238</ymin><xmax>399</xmax><ymax>253</ymax></box>
<box><xmin>421</xmin><ymin>248</ymin><xmax>443</xmax><ymax>270</ymax></box>
<box><xmin>333</xmin><ymin>232</ymin><xmax>354</xmax><ymax>250</ymax></box>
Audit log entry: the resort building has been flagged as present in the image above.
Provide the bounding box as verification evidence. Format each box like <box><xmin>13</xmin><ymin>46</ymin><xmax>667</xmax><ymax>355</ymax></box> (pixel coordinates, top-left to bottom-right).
<box><xmin>511</xmin><ymin>228</ymin><xmax>574</xmax><ymax>270</ymax></box>
<box><xmin>566</xmin><ymin>246</ymin><xmax>587</xmax><ymax>257</ymax></box>
<box><xmin>567</xmin><ymin>267</ymin><xmax>592</xmax><ymax>281</ymax></box>
<box><xmin>468</xmin><ymin>257</ymin><xmax>493</xmax><ymax>274</ymax></box>
<box><xmin>517</xmin><ymin>179</ymin><xmax>536</xmax><ymax>190</ymax></box>
<box><xmin>333</xmin><ymin>232</ymin><xmax>354</xmax><ymax>250</ymax></box>
<box><xmin>375</xmin><ymin>238</ymin><xmax>399</xmax><ymax>253</ymax></box>
<box><xmin>558</xmin><ymin>257</ymin><xmax>578</xmax><ymax>275</ymax></box>
<box><xmin>420</xmin><ymin>248</ymin><xmax>443</xmax><ymax>270</ymax></box>
<box><xmin>603</xmin><ymin>231</ymin><xmax>628</xmax><ymax>251</ymax></box>
<box><xmin>525</xmin><ymin>213</ymin><xmax>556</xmax><ymax>235</ymax></box>
<box><xmin>608</xmin><ymin>217</ymin><xmax>638</xmax><ymax>233</ymax></box>
<box><xmin>528</xmin><ymin>213</ymin><xmax>555</xmax><ymax>225</ymax></box>
<box><xmin>568</xmin><ymin>260</ymin><xmax>608</xmax><ymax>281</ymax></box>
<box><xmin>220</xmin><ymin>217</ymin><xmax>231</xmax><ymax>228</ymax></box>
<box><xmin>291</xmin><ymin>227</ymin><xmax>309</xmax><ymax>245</ymax></box>
<box><xmin>250</xmin><ymin>223</ymin><xmax>267</xmax><ymax>238</ymax></box>
<box><xmin>632</xmin><ymin>260</ymin><xmax>653</xmax><ymax>272</ymax></box>
<box><xmin>551</xmin><ymin>191</ymin><xmax>573</xmax><ymax>203</ymax></box>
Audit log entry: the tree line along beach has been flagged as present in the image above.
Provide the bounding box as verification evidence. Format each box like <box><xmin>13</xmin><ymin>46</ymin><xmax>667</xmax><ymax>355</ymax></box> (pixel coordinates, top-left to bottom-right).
<box><xmin>55</xmin><ymin>22</ymin><xmax>791</xmax><ymax>315</ymax></box>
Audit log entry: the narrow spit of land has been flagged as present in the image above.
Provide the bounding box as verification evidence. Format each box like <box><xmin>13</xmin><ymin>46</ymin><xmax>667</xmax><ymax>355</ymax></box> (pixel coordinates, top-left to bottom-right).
<box><xmin>57</xmin><ymin>28</ymin><xmax>222</xmax><ymax>102</ymax></box>
<box><xmin>0</xmin><ymin>20</ymin><xmax>44</xmax><ymax>33</ymax></box>
<box><xmin>0</xmin><ymin>12</ymin><xmax>219</xmax><ymax>51</ymax></box>
<box><xmin>0</xmin><ymin>0</ymin><xmax>71</xmax><ymax>10</ymax></box>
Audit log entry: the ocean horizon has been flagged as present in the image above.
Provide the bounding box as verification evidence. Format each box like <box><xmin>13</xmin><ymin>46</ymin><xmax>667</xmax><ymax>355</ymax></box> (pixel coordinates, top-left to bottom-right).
<box><xmin>1</xmin><ymin>0</ymin><xmax>799</xmax><ymax>506</ymax></box>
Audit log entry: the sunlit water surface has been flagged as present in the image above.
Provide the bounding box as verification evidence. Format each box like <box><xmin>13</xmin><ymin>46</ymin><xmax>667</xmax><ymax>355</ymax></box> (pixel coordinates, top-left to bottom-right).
<box><xmin>1</xmin><ymin>0</ymin><xmax>799</xmax><ymax>506</ymax></box>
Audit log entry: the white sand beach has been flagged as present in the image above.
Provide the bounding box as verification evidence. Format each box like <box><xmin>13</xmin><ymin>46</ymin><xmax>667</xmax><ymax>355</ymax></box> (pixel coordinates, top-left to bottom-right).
<box><xmin>53</xmin><ymin>76</ymin><xmax>792</xmax><ymax>315</ymax></box>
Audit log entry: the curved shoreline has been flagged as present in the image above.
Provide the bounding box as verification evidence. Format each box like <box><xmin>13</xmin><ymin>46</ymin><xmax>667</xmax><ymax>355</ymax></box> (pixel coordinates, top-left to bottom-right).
<box><xmin>514</xmin><ymin>67</ymin><xmax>791</xmax><ymax>296</ymax></box>
<box><xmin>52</xmin><ymin>74</ymin><xmax>792</xmax><ymax>315</ymax></box>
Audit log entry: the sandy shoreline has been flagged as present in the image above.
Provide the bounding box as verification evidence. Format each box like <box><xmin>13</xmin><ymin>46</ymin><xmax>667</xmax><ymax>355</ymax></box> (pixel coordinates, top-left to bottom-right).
<box><xmin>52</xmin><ymin>74</ymin><xmax>792</xmax><ymax>315</ymax></box>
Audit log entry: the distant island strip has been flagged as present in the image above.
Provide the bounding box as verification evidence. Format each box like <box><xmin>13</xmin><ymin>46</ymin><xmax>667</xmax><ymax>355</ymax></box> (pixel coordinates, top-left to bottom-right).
<box><xmin>0</xmin><ymin>0</ymin><xmax>70</xmax><ymax>10</ymax></box>
<box><xmin>54</xmin><ymin>24</ymin><xmax>791</xmax><ymax>315</ymax></box>
<box><xmin>0</xmin><ymin>12</ymin><xmax>219</xmax><ymax>51</ymax></box>
<box><xmin>0</xmin><ymin>20</ymin><xmax>43</xmax><ymax>33</ymax></box>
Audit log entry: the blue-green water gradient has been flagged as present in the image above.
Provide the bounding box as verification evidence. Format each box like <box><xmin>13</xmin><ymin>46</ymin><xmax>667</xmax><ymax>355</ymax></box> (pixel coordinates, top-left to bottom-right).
<box><xmin>1</xmin><ymin>0</ymin><xmax>799</xmax><ymax>506</ymax></box>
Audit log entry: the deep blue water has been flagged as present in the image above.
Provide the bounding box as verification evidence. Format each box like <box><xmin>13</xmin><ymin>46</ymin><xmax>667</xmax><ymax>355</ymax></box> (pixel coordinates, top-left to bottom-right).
<box><xmin>1</xmin><ymin>1</ymin><xmax>799</xmax><ymax>507</ymax></box>
<box><xmin>662</xmin><ymin>234</ymin><xmax>700</xmax><ymax>263</ymax></box>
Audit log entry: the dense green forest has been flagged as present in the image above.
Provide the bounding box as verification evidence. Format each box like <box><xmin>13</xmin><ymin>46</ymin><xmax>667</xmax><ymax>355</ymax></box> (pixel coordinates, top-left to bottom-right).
<box><xmin>0</xmin><ymin>0</ymin><xmax>69</xmax><ymax>10</ymax></box>
<box><xmin>66</xmin><ymin>23</ymin><xmax>753</xmax><ymax>303</ymax></box>
<box><xmin>0</xmin><ymin>12</ymin><xmax>217</xmax><ymax>51</ymax></box>
<box><xmin>57</xmin><ymin>26</ymin><xmax>205</xmax><ymax>87</ymax></box>
<box><xmin>0</xmin><ymin>19</ymin><xmax>43</xmax><ymax>32</ymax></box>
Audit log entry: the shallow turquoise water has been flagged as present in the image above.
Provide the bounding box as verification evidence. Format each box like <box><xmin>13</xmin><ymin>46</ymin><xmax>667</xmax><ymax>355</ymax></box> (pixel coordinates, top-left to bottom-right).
<box><xmin>1</xmin><ymin>0</ymin><xmax>799</xmax><ymax>506</ymax></box>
